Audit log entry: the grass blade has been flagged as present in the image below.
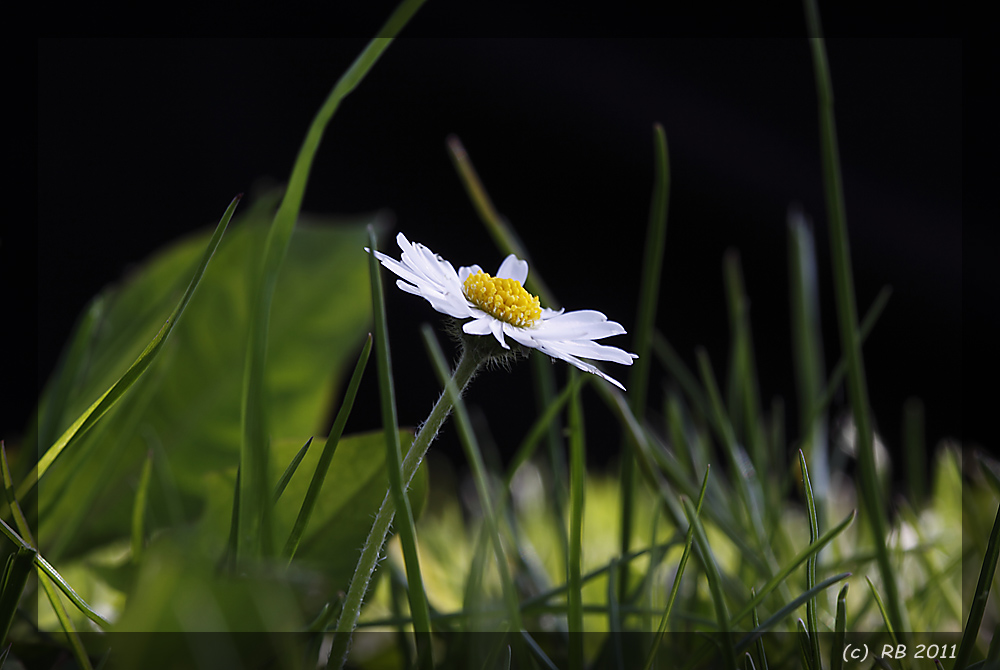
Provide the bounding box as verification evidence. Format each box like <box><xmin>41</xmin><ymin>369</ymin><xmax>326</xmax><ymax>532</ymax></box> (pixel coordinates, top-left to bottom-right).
<box><xmin>831</xmin><ymin>583</ymin><xmax>849</xmax><ymax>670</ymax></box>
<box><xmin>368</xmin><ymin>227</ymin><xmax>433</xmax><ymax>662</ymax></box>
<box><xmin>284</xmin><ymin>335</ymin><xmax>372</xmax><ymax>561</ymax></box>
<box><xmin>446</xmin><ymin>134</ymin><xmax>557</xmax><ymax>309</ymax></box>
<box><xmin>797</xmin><ymin>618</ymin><xmax>815</xmax><ymax>670</ymax></box>
<box><xmin>789</xmin><ymin>210</ymin><xmax>829</xmax><ymax>526</ymax></box>
<box><xmin>751</xmin><ymin>587</ymin><xmax>769</xmax><ymax>670</ymax></box>
<box><xmin>19</xmin><ymin>195</ymin><xmax>240</xmax><ymax>501</ymax></box>
<box><xmin>621</xmin><ymin>124</ymin><xmax>671</xmax><ymax>598</ymax></box>
<box><xmin>803</xmin><ymin>0</ymin><xmax>906</xmax><ymax>631</ymax></box>
<box><xmin>239</xmin><ymin>0</ymin><xmax>426</xmax><ymax>563</ymax></box>
<box><xmin>272</xmin><ymin>437</ymin><xmax>313</xmax><ymax>504</ymax></box>
<box><xmin>799</xmin><ymin>451</ymin><xmax>823</xmax><ymax>670</ymax></box>
<box><xmin>953</xmin><ymin>495</ymin><xmax>1000</xmax><ymax>670</ymax></box>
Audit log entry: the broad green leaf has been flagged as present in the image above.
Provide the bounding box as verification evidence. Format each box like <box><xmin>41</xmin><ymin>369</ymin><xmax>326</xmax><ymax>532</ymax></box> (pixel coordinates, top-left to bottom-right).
<box><xmin>37</xmin><ymin>194</ymin><xmax>374</xmax><ymax>560</ymax></box>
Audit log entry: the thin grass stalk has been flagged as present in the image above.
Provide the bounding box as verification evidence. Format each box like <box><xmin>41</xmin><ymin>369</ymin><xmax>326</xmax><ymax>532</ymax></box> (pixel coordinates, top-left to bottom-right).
<box><xmin>723</xmin><ymin>250</ymin><xmax>766</xmax><ymax>474</ymax></box>
<box><xmin>423</xmin><ymin>326</ymin><xmax>523</xmax><ymax>633</ymax></box>
<box><xmin>239</xmin><ymin>6</ymin><xmax>425</xmax><ymax>562</ymax></box>
<box><xmin>284</xmin><ymin>335</ymin><xmax>372</xmax><ymax>561</ymax></box>
<box><xmin>643</xmin><ymin>467</ymin><xmax>710</xmax><ymax>670</ymax></box>
<box><xmin>832</xmin><ymin>583</ymin><xmax>849</xmax><ymax>670</ymax></box>
<box><xmin>568</xmin><ymin>370</ymin><xmax>586</xmax><ymax>669</ymax></box>
<box><xmin>750</xmin><ymin>588</ymin><xmax>769</xmax><ymax>670</ymax></box>
<box><xmin>38</xmin><ymin>572</ymin><xmax>92</xmax><ymax>670</ymax></box>
<box><xmin>789</xmin><ymin>211</ymin><xmax>829</xmax><ymax>527</ymax></box>
<box><xmin>798</xmin><ymin>450</ymin><xmax>822</xmax><ymax>670</ymax></box>
<box><xmin>796</xmin><ymin>619</ymin><xmax>815</xmax><ymax>670</ymax></box>
<box><xmin>621</xmin><ymin>124</ymin><xmax>671</xmax><ymax>599</ymax></box>
<box><xmin>328</xmin><ymin>343</ymin><xmax>482</xmax><ymax>669</ymax></box>
<box><xmin>368</xmin><ymin>228</ymin><xmax>433</xmax><ymax>664</ymax></box>
<box><xmin>802</xmin><ymin>0</ymin><xmax>906</xmax><ymax>631</ymax></box>
<box><xmin>446</xmin><ymin>132</ymin><xmax>570</xmax><ymax>568</ymax></box>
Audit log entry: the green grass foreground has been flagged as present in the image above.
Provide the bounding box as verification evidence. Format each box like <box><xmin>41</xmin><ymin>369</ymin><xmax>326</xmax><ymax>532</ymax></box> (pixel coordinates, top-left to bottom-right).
<box><xmin>12</xmin><ymin>9</ymin><xmax>992</xmax><ymax>670</ymax></box>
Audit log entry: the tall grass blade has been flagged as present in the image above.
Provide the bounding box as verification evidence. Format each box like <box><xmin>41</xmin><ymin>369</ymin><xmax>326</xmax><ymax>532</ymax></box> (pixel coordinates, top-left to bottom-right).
<box><xmin>789</xmin><ymin>210</ymin><xmax>829</xmax><ymax>526</ymax></box>
<box><xmin>798</xmin><ymin>450</ymin><xmax>823</xmax><ymax>670</ymax></box>
<box><xmin>239</xmin><ymin>7</ymin><xmax>425</xmax><ymax>563</ymax></box>
<box><xmin>368</xmin><ymin>227</ymin><xmax>433</xmax><ymax>663</ymax></box>
<box><xmin>803</xmin><ymin>0</ymin><xmax>906</xmax><ymax>631</ymax></box>
<box><xmin>832</xmin><ymin>583</ymin><xmax>849</xmax><ymax>670</ymax></box>
<box><xmin>953</xmin><ymin>495</ymin><xmax>1000</xmax><ymax>670</ymax></box>
<box><xmin>19</xmin><ymin>195</ymin><xmax>240</xmax><ymax>501</ymax></box>
<box><xmin>797</xmin><ymin>619</ymin><xmax>816</xmax><ymax>670</ymax></box>
<box><xmin>621</xmin><ymin>124</ymin><xmax>671</xmax><ymax>598</ymax></box>
<box><xmin>750</xmin><ymin>587</ymin><xmax>769</xmax><ymax>670</ymax></box>
<box><xmin>38</xmin><ymin>571</ymin><xmax>92</xmax><ymax>670</ymax></box>
<box><xmin>284</xmin><ymin>335</ymin><xmax>372</xmax><ymax>561</ymax></box>
<box><xmin>723</xmin><ymin>250</ymin><xmax>766</xmax><ymax>474</ymax></box>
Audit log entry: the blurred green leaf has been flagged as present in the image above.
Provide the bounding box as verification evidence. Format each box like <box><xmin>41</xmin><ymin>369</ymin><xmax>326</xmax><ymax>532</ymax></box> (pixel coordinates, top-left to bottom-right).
<box><xmin>37</xmin><ymin>194</ymin><xmax>374</xmax><ymax>561</ymax></box>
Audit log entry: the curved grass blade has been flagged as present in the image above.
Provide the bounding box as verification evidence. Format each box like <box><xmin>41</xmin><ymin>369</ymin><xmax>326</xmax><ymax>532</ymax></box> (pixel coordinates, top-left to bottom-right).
<box><xmin>831</xmin><ymin>583</ymin><xmax>849</xmax><ymax>670</ymax></box>
<box><xmin>368</xmin><ymin>228</ymin><xmax>432</xmax><ymax>665</ymax></box>
<box><xmin>273</xmin><ymin>437</ymin><xmax>313</xmax><ymax>504</ymax></box>
<box><xmin>803</xmin><ymin>0</ymin><xmax>906</xmax><ymax>632</ymax></box>
<box><xmin>751</xmin><ymin>587</ymin><xmax>769</xmax><ymax>670</ymax></box>
<box><xmin>643</xmin><ymin>467</ymin><xmax>710</xmax><ymax>670</ymax></box>
<box><xmin>799</xmin><ymin>451</ymin><xmax>822</xmax><ymax>670</ymax></box>
<box><xmin>283</xmin><ymin>335</ymin><xmax>372</xmax><ymax>562</ymax></box>
<box><xmin>620</xmin><ymin>123</ymin><xmax>671</xmax><ymax>601</ymax></box>
<box><xmin>38</xmin><ymin>571</ymin><xmax>93</xmax><ymax>670</ymax></box>
<box><xmin>19</xmin><ymin>194</ymin><xmax>241</xmax><ymax>501</ymax></box>
<box><xmin>240</xmin><ymin>0</ymin><xmax>427</xmax><ymax>563</ymax></box>
<box><xmin>953</xmin><ymin>495</ymin><xmax>1000</xmax><ymax>670</ymax></box>
<box><xmin>0</xmin><ymin>519</ymin><xmax>110</xmax><ymax>630</ymax></box>
<box><xmin>797</xmin><ymin>619</ymin><xmax>815</xmax><ymax>670</ymax></box>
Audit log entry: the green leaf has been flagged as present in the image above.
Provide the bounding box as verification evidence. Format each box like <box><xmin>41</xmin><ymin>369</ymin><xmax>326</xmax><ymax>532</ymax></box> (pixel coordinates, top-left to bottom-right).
<box><xmin>37</xmin><ymin>197</ymin><xmax>374</xmax><ymax>561</ymax></box>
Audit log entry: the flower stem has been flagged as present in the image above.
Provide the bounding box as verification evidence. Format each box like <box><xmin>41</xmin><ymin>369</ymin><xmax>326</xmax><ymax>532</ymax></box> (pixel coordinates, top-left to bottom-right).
<box><xmin>327</xmin><ymin>344</ymin><xmax>482</xmax><ymax>669</ymax></box>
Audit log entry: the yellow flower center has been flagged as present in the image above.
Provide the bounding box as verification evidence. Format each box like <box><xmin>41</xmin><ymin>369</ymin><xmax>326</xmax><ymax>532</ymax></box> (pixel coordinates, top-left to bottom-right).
<box><xmin>462</xmin><ymin>270</ymin><xmax>542</xmax><ymax>327</ymax></box>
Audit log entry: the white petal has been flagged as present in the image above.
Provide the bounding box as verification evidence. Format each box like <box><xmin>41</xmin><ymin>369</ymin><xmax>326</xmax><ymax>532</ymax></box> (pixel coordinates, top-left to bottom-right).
<box><xmin>370</xmin><ymin>249</ymin><xmax>426</xmax><ymax>288</ymax></box>
<box><xmin>497</xmin><ymin>254</ymin><xmax>529</xmax><ymax>284</ymax></box>
<box><xmin>506</xmin><ymin>326</ymin><xmax>539</xmax><ymax>349</ymax></box>
<box><xmin>458</xmin><ymin>264</ymin><xmax>483</xmax><ymax>282</ymax></box>
<box><xmin>536</xmin><ymin>343</ymin><xmax>627</xmax><ymax>391</ymax></box>
<box><xmin>490</xmin><ymin>319</ymin><xmax>509</xmax><ymax>349</ymax></box>
<box><xmin>542</xmin><ymin>339</ymin><xmax>637</xmax><ymax>365</ymax></box>
<box><xmin>463</xmin><ymin>317</ymin><xmax>493</xmax><ymax>335</ymax></box>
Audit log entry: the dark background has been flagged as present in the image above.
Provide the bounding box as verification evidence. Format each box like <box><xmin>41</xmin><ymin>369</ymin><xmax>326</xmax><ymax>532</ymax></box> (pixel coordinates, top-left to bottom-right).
<box><xmin>31</xmin><ymin>34</ymin><xmax>968</xmax><ymax>482</ymax></box>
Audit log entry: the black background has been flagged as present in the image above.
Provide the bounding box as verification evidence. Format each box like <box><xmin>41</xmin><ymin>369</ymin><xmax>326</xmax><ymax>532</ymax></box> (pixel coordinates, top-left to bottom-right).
<box><xmin>31</xmin><ymin>31</ymin><xmax>970</xmax><ymax>482</ymax></box>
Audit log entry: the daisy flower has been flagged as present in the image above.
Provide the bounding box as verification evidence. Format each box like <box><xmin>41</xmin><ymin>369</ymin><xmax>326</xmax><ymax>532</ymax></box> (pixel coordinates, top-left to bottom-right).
<box><xmin>368</xmin><ymin>232</ymin><xmax>638</xmax><ymax>390</ymax></box>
